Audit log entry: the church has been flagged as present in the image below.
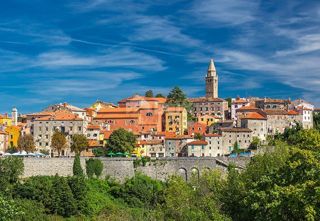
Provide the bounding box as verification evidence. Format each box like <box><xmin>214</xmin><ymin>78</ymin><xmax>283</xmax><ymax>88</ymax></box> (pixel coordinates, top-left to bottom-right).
<box><xmin>188</xmin><ymin>59</ymin><xmax>228</xmax><ymax>120</ymax></box>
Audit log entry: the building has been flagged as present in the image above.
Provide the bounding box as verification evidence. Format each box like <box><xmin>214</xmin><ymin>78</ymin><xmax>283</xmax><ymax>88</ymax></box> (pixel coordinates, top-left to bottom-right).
<box><xmin>189</xmin><ymin>59</ymin><xmax>228</xmax><ymax>120</ymax></box>
<box><xmin>186</xmin><ymin>140</ymin><xmax>208</xmax><ymax>157</ymax></box>
<box><xmin>5</xmin><ymin>125</ymin><xmax>21</xmax><ymax>148</ymax></box>
<box><xmin>43</xmin><ymin>103</ymin><xmax>88</xmax><ymax>120</ymax></box>
<box><xmin>208</xmin><ymin>120</ymin><xmax>234</xmax><ymax>133</ymax></box>
<box><xmin>164</xmin><ymin>106</ymin><xmax>187</xmax><ymax>135</ymax></box>
<box><xmin>205</xmin><ymin>59</ymin><xmax>218</xmax><ymax>98</ymax></box>
<box><xmin>231</xmin><ymin>98</ymin><xmax>250</xmax><ymax>121</ymax></box>
<box><xmin>219</xmin><ymin>128</ymin><xmax>252</xmax><ymax>154</ymax></box>
<box><xmin>265</xmin><ymin>110</ymin><xmax>299</xmax><ymax>135</ymax></box>
<box><xmin>139</xmin><ymin>140</ymin><xmax>165</xmax><ymax>158</ymax></box>
<box><xmin>240</xmin><ymin>112</ymin><xmax>267</xmax><ymax>142</ymax></box>
<box><xmin>0</xmin><ymin>131</ymin><xmax>8</xmax><ymax>153</ymax></box>
<box><xmin>255</xmin><ymin>98</ymin><xmax>290</xmax><ymax>111</ymax></box>
<box><xmin>197</xmin><ymin>114</ymin><xmax>221</xmax><ymax>126</ymax></box>
<box><xmin>204</xmin><ymin>133</ymin><xmax>223</xmax><ymax>157</ymax></box>
<box><xmin>187</xmin><ymin>122</ymin><xmax>207</xmax><ymax>136</ymax></box>
<box><xmin>165</xmin><ymin>135</ymin><xmax>194</xmax><ymax>157</ymax></box>
<box><xmin>0</xmin><ymin>114</ymin><xmax>12</xmax><ymax>127</ymax></box>
<box><xmin>29</xmin><ymin>110</ymin><xmax>87</xmax><ymax>156</ymax></box>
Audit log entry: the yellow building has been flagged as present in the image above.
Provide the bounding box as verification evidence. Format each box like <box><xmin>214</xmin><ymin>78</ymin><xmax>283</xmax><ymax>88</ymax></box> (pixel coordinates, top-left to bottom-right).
<box><xmin>198</xmin><ymin>114</ymin><xmax>221</xmax><ymax>126</ymax></box>
<box><xmin>133</xmin><ymin>143</ymin><xmax>147</xmax><ymax>158</ymax></box>
<box><xmin>164</xmin><ymin>107</ymin><xmax>188</xmax><ymax>135</ymax></box>
<box><xmin>5</xmin><ymin>126</ymin><xmax>20</xmax><ymax>148</ymax></box>
<box><xmin>0</xmin><ymin>114</ymin><xmax>12</xmax><ymax>127</ymax></box>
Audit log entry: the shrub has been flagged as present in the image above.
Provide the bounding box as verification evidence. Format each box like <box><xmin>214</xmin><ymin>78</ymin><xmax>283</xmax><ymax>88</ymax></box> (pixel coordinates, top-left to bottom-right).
<box><xmin>73</xmin><ymin>154</ymin><xmax>83</xmax><ymax>177</ymax></box>
<box><xmin>86</xmin><ymin>158</ymin><xmax>103</xmax><ymax>178</ymax></box>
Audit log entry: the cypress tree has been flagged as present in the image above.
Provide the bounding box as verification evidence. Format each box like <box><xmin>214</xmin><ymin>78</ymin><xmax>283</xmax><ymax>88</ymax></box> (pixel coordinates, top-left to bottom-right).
<box><xmin>73</xmin><ymin>154</ymin><xmax>83</xmax><ymax>176</ymax></box>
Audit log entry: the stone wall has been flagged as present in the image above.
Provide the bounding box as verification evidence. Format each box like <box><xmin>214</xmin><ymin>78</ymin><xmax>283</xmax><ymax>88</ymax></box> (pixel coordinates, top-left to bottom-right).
<box><xmin>22</xmin><ymin>157</ymin><xmax>249</xmax><ymax>182</ymax></box>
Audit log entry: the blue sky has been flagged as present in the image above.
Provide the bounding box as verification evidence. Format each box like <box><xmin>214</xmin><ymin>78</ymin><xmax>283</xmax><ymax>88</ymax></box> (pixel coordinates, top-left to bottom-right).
<box><xmin>0</xmin><ymin>0</ymin><xmax>320</xmax><ymax>113</ymax></box>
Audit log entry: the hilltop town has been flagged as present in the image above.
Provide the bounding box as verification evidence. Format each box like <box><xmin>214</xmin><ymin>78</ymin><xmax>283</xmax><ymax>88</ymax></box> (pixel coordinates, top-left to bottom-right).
<box><xmin>0</xmin><ymin>59</ymin><xmax>318</xmax><ymax>158</ymax></box>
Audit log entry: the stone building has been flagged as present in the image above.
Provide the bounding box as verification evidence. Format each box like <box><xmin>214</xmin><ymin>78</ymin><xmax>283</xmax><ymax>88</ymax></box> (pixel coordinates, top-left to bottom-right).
<box><xmin>240</xmin><ymin>112</ymin><xmax>267</xmax><ymax>142</ymax></box>
<box><xmin>255</xmin><ymin>98</ymin><xmax>290</xmax><ymax>111</ymax></box>
<box><xmin>43</xmin><ymin>102</ymin><xmax>88</xmax><ymax>120</ymax></box>
<box><xmin>203</xmin><ymin>133</ymin><xmax>223</xmax><ymax>157</ymax></box>
<box><xmin>219</xmin><ymin>128</ymin><xmax>252</xmax><ymax>154</ymax></box>
<box><xmin>164</xmin><ymin>106</ymin><xmax>187</xmax><ymax>135</ymax></box>
<box><xmin>231</xmin><ymin>97</ymin><xmax>250</xmax><ymax>121</ymax></box>
<box><xmin>29</xmin><ymin>110</ymin><xmax>87</xmax><ymax>157</ymax></box>
<box><xmin>189</xmin><ymin>59</ymin><xmax>228</xmax><ymax>120</ymax></box>
<box><xmin>265</xmin><ymin>110</ymin><xmax>299</xmax><ymax>135</ymax></box>
<box><xmin>165</xmin><ymin>135</ymin><xmax>194</xmax><ymax>157</ymax></box>
<box><xmin>139</xmin><ymin>140</ymin><xmax>165</xmax><ymax>158</ymax></box>
<box><xmin>186</xmin><ymin>140</ymin><xmax>208</xmax><ymax>157</ymax></box>
<box><xmin>205</xmin><ymin>59</ymin><xmax>218</xmax><ymax>98</ymax></box>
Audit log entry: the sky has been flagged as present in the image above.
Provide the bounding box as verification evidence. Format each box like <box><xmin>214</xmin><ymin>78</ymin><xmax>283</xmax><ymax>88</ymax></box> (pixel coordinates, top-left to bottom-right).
<box><xmin>0</xmin><ymin>0</ymin><xmax>320</xmax><ymax>113</ymax></box>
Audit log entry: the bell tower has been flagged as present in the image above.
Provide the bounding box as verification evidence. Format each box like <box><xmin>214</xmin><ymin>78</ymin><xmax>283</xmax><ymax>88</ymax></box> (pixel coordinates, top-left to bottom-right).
<box><xmin>205</xmin><ymin>59</ymin><xmax>218</xmax><ymax>98</ymax></box>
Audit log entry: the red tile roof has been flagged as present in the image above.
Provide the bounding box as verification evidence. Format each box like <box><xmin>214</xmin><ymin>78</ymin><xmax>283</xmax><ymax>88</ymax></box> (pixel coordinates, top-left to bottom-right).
<box><xmin>35</xmin><ymin>110</ymin><xmax>82</xmax><ymax>121</ymax></box>
<box><xmin>288</xmin><ymin>110</ymin><xmax>299</xmax><ymax>115</ymax></box>
<box><xmin>87</xmin><ymin>124</ymin><xmax>100</xmax><ymax>130</ymax></box>
<box><xmin>242</xmin><ymin>112</ymin><xmax>267</xmax><ymax>120</ymax></box>
<box><xmin>187</xmin><ymin>140</ymin><xmax>208</xmax><ymax>145</ymax></box>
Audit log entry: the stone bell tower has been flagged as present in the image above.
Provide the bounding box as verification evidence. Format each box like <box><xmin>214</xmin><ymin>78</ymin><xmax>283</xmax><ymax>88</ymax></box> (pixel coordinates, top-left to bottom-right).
<box><xmin>205</xmin><ymin>59</ymin><xmax>218</xmax><ymax>98</ymax></box>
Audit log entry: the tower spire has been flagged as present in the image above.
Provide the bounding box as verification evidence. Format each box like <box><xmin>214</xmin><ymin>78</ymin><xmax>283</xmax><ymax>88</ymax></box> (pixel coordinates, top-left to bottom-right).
<box><xmin>207</xmin><ymin>59</ymin><xmax>216</xmax><ymax>77</ymax></box>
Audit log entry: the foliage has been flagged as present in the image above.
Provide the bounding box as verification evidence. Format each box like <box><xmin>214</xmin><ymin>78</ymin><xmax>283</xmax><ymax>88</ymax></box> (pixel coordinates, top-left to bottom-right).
<box><xmin>0</xmin><ymin>196</ymin><xmax>24</xmax><ymax>221</ymax></box>
<box><xmin>145</xmin><ymin>90</ymin><xmax>154</xmax><ymax>97</ymax></box>
<box><xmin>107</xmin><ymin>128</ymin><xmax>136</xmax><ymax>153</ymax></box>
<box><xmin>14</xmin><ymin>198</ymin><xmax>47</xmax><ymax>221</ymax></box>
<box><xmin>51</xmin><ymin>130</ymin><xmax>67</xmax><ymax>156</ymax></box>
<box><xmin>73</xmin><ymin>154</ymin><xmax>83</xmax><ymax>177</ymax></box>
<box><xmin>109</xmin><ymin>173</ymin><xmax>165</xmax><ymax>209</ymax></box>
<box><xmin>0</xmin><ymin>157</ymin><xmax>24</xmax><ymax>192</ymax></box>
<box><xmin>17</xmin><ymin>134</ymin><xmax>35</xmax><ymax>153</ymax></box>
<box><xmin>155</xmin><ymin>93</ymin><xmax>165</xmax><ymax>98</ymax></box>
<box><xmin>194</xmin><ymin>133</ymin><xmax>203</xmax><ymax>140</ymax></box>
<box><xmin>249</xmin><ymin>136</ymin><xmax>261</xmax><ymax>149</ymax></box>
<box><xmin>313</xmin><ymin>112</ymin><xmax>320</xmax><ymax>131</ymax></box>
<box><xmin>166</xmin><ymin>86</ymin><xmax>196</xmax><ymax>121</ymax></box>
<box><xmin>70</xmin><ymin>134</ymin><xmax>88</xmax><ymax>154</ymax></box>
<box><xmin>133</xmin><ymin>156</ymin><xmax>151</xmax><ymax>168</ymax></box>
<box><xmin>86</xmin><ymin>158</ymin><xmax>103</xmax><ymax>178</ymax></box>
<box><xmin>50</xmin><ymin>175</ymin><xmax>77</xmax><ymax>217</ymax></box>
<box><xmin>92</xmin><ymin>147</ymin><xmax>107</xmax><ymax>157</ymax></box>
<box><xmin>294</xmin><ymin>129</ymin><xmax>320</xmax><ymax>150</ymax></box>
<box><xmin>68</xmin><ymin>176</ymin><xmax>89</xmax><ymax>215</ymax></box>
<box><xmin>225</xmin><ymin>97</ymin><xmax>232</xmax><ymax>108</ymax></box>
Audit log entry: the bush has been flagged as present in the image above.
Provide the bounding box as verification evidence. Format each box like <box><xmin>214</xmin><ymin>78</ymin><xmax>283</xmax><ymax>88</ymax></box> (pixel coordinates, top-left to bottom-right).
<box><xmin>0</xmin><ymin>196</ymin><xmax>23</xmax><ymax>221</ymax></box>
<box><xmin>86</xmin><ymin>158</ymin><xmax>103</xmax><ymax>178</ymax></box>
<box><xmin>73</xmin><ymin>154</ymin><xmax>83</xmax><ymax>176</ymax></box>
<box><xmin>0</xmin><ymin>157</ymin><xmax>24</xmax><ymax>193</ymax></box>
<box><xmin>109</xmin><ymin>173</ymin><xmax>165</xmax><ymax>209</ymax></box>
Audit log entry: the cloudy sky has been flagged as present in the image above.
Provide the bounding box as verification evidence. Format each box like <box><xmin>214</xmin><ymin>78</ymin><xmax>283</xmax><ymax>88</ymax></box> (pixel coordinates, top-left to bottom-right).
<box><xmin>0</xmin><ymin>0</ymin><xmax>320</xmax><ymax>112</ymax></box>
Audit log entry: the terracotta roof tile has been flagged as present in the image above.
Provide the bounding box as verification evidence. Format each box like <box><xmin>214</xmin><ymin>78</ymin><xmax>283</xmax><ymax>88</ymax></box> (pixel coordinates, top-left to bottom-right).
<box><xmin>242</xmin><ymin>112</ymin><xmax>267</xmax><ymax>120</ymax></box>
<box><xmin>187</xmin><ymin>140</ymin><xmax>208</xmax><ymax>145</ymax></box>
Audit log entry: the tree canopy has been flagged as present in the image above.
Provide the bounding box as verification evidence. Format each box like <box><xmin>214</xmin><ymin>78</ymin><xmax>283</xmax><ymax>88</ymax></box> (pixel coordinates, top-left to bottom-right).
<box><xmin>71</xmin><ymin>134</ymin><xmax>88</xmax><ymax>154</ymax></box>
<box><xmin>107</xmin><ymin>128</ymin><xmax>136</xmax><ymax>153</ymax></box>
<box><xmin>145</xmin><ymin>90</ymin><xmax>154</xmax><ymax>98</ymax></box>
<box><xmin>51</xmin><ymin>130</ymin><xmax>67</xmax><ymax>156</ymax></box>
<box><xmin>17</xmin><ymin>134</ymin><xmax>35</xmax><ymax>153</ymax></box>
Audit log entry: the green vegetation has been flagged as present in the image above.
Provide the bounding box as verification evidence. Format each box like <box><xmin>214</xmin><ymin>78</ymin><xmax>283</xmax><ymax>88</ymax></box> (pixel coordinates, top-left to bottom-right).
<box><xmin>107</xmin><ymin>128</ymin><xmax>136</xmax><ymax>153</ymax></box>
<box><xmin>1</xmin><ymin>127</ymin><xmax>320</xmax><ymax>220</ymax></box>
<box><xmin>70</xmin><ymin>134</ymin><xmax>88</xmax><ymax>154</ymax></box>
<box><xmin>51</xmin><ymin>130</ymin><xmax>67</xmax><ymax>156</ymax></box>
<box><xmin>86</xmin><ymin>158</ymin><xmax>103</xmax><ymax>178</ymax></box>
<box><xmin>145</xmin><ymin>90</ymin><xmax>154</xmax><ymax>97</ymax></box>
<box><xmin>72</xmin><ymin>154</ymin><xmax>83</xmax><ymax>176</ymax></box>
<box><xmin>17</xmin><ymin>134</ymin><xmax>35</xmax><ymax>153</ymax></box>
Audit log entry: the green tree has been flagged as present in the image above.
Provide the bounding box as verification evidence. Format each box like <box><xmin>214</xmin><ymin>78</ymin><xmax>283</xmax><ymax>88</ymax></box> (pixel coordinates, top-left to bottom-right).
<box><xmin>249</xmin><ymin>137</ymin><xmax>261</xmax><ymax>149</ymax></box>
<box><xmin>73</xmin><ymin>154</ymin><xmax>83</xmax><ymax>177</ymax></box>
<box><xmin>145</xmin><ymin>90</ymin><xmax>154</xmax><ymax>97</ymax></box>
<box><xmin>70</xmin><ymin>134</ymin><xmax>88</xmax><ymax>154</ymax></box>
<box><xmin>0</xmin><ymin>157</ymin><xmax>24</xmax><ymax>192</ymax></box>
<box><xmin>17</xmin><ymin>134</ymin><xmax>35</xmax><ymax>153</ymax></box>
<box><xmin>313</xmin><ymin>112</ymin><xmax>320</xmax><ymax>131</ymax></box>
<box><xmin>155</xmin><ymin>93</ymin><xmax>165</xmax><ymax>98</ymax></box>
<box><xmin>107</xmin><ymin>128</ymin><xmax>136</xmax><ymax>153</ymax></box>
<box><xmin>68</xmin><ymin>176</ymin><xmax>89</xmax><ymax>215</ymax></box>
<box><xmin>232</xmin><ymin>141</ymin><xmax>241</xmax><ymax>154</ymax></box>
<box><xmin>51</xmin><ymin>130</ymin><xmax>67</xmax><ymax>157</ymax></box>
<box><xmin>294</xmin><ymin>129</ymin><xmax>320</xmax><ymax>150</ymax></box>
<box><xmin>225</xmin><ymin>97</ymin><xmax>232</xmax><ymax>108</ymax></box>
<box><xmin>166</xmin><ymin>86</ymin><xmax>188</xmax><ymax>106</ymax></box>
<box><xmin>50</xmin><ymin>175</ymin><xmax>77</xmax><ymax>217</ymax></box>
<box><xmin>86</xmin><ymin>158</ymin><xmax>103</xmax><ymax>178</ymax></box>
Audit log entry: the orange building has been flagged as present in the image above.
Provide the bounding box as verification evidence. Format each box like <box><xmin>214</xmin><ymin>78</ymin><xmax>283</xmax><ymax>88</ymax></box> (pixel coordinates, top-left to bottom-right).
<box><xmin>93</xmin><ymin>95</ymin><xmax>166</xmax><ymax>134</ymax></box>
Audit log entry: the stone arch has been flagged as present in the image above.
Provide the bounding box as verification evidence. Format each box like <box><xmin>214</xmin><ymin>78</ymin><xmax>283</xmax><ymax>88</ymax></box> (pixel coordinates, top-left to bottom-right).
<box><xmin>190</xmin><ymin>167</ymin><xmax>200</xmax><ymax>182</ymax></box>
<box><xmin>177</xmin><ymin>168</ymin><xmax>187</xmax><ymax>181</ymax></box>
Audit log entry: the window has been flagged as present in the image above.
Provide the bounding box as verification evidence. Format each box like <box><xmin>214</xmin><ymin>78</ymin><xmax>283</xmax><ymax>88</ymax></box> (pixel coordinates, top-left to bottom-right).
<box><xmin>78</xmin><ymin>126</ymin><xmax>82</xmax><ymax>131</ymax></box>
<box><xmin>146</xmin><ymin>112</ymin><xmax>153</xmax><ymax>116</ymax></box>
